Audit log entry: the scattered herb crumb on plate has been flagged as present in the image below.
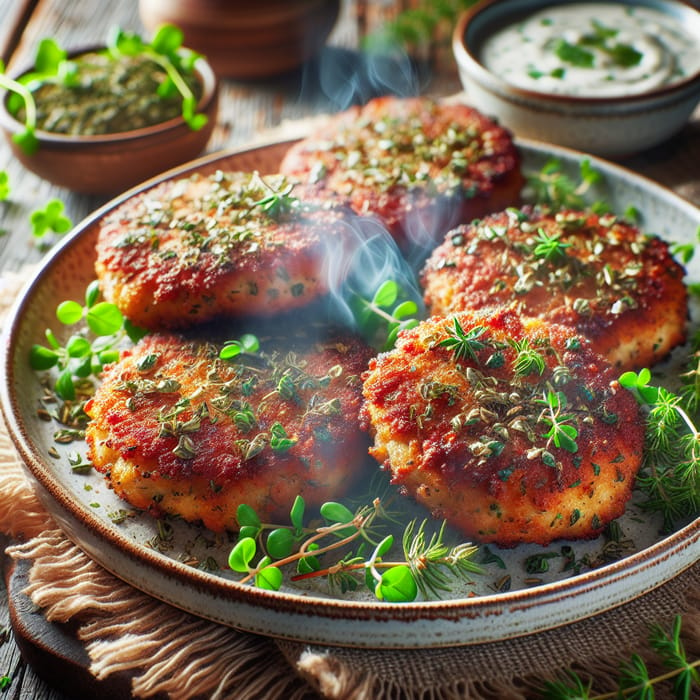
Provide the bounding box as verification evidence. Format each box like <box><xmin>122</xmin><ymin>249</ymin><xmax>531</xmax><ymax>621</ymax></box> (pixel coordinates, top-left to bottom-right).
<box><xmin>1</xmin><ymin>136</ymin><xmax>698</xmax><ymax>649</ymax></box>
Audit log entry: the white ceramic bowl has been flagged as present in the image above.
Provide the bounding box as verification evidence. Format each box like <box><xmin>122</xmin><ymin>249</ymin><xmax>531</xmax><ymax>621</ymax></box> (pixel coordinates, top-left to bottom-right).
<box><xmin>452</xmin><ymin>0</ymin><xmax>700</xmax><ymax>157</ymax></box>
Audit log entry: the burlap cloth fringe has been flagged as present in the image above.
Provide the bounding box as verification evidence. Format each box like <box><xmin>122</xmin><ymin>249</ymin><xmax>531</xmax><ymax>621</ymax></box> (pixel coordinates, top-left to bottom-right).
<box><xmin>2</xmin><ymin>266</ymin><xmax>699</xmax><ymax>700</ymax></box>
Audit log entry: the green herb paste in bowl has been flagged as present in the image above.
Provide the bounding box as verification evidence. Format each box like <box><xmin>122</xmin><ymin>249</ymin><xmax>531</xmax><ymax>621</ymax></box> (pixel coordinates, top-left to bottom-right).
<box><xmin>17</xmin><ymin>51</ymin><xmax>203</xmax><ymax>136</ymax></box>
<box><xmin>0</xmin><ymin>26</ymin><xmax>218</xmax><ymax>194</ymax></box>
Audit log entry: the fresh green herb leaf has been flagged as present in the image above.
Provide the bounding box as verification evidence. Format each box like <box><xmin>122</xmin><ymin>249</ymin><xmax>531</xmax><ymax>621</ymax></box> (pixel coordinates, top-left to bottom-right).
<box><xmin>538</xmin><ymin>615</ymin><xmax>699</xmax><ymax>699</ymax></box>
<box><xmin>34</xmin><ymin>38</ymin><xmax>67</xmax><ymax>74</ymax></box>
<box><xmin>228</xmin><ymin>498</ymin><xmax>481</xmax><ymax>602</ymax></box>
<box><xmin>619</xmin><ymin>367</ymin><xmax>700</xmax><ymax>529</ymax></box>
<box><xmin>29</xmin><ymin>281</ymin><xmax>145</xmax><ymax>408</ymax></box>
<box><xmin>537</xmin><ymin>390</ymin><xmax>579</xmax><ymax>454</ymax></box>
<box><xmin>375</xmin><ymin>564</ymin><xmax>417</xmax><ymax>602</ymax></box>
<box><xmin>525</xmin><ymin>157</ymin><xmax>604</xmax><ymax>212</ymax></box>
<box><xmin>30</xmin><ymin>198</ymin><xmax>72</xmax><ymax>238</ymax></box>
<box><xmin>228</xmin><ymin>537</ymin><xmax>257</xmax><ymax>573</ymax></box>
<box><xmin>438</xmin><ymin>318</ymin><xmax>488</xmax><ymax>363</ymax></box>
<box><xmin>255</xmin><ymin>560</ymin><xmax>283</xmax><ymax>591</ymax></box>
<box><xmin>351</xmin><ymin>278</ymin><xmax>421</xmax><ymax>350</ymax></box>
<box><xmin>107</xmin><ymin>25</ymin><xmax>208</xmax><ymax>132</ymax></box>
<box><xmin>0</xmin><ymin>171</ymin><xmax>9</xmax><ymax>200</ymax></box>
<box><xmin>219</xmin><ymin>333</ymin><xmax>260</xmax><ymax>360</ymax></box>
<box><xmin>553</xmin><ymin>39</ymin><xmax>595</xmax><ymax>68</ymax></box>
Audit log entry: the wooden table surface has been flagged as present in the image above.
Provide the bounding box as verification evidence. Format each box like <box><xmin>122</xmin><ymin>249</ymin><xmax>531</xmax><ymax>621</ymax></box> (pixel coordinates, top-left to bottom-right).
<box><xmin>0</xmin><ymin>1</ymin><xmax>698</xmax><ymax>698</ymax></box>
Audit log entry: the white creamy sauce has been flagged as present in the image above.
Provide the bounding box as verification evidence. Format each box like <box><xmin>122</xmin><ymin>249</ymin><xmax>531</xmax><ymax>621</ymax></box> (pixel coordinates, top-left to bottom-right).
<box><xmin>480</xmin><ymin>3</ymin><xmax>700</xmax><ymax>97</ymax></box>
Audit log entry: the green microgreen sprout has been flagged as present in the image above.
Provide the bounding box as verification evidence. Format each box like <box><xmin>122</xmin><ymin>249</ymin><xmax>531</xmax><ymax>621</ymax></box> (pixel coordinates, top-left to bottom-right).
<box><xmin>619</xmin><ymin>368</ymin><xmax>700</xmax><ymax>530</ymax></box>
<box><xmin>538</xmin><ymin>615</ymin><xmax>699</xmax><ymax>699</ymax></box>
<box><xmin>0</xmin><ymin>674</ymin><xmax>11</xmax><ymax>691</ymax></box>
<box><xmin>0</xmin><ymin>58</ymin><xmax>39</xmax><ymax>155</ymax></box>
<box><xmin>29</xmin><ymin>280</ymin><xmax>146</xmax><ymax>402</ymax></box>
<box><xmin>671</xmin><ymin>226</ymin><xmax>700</xmax><ymax>265</ymax></box>
<box><xmin>30</xmin><ymin>197</ymin><xmax>72</xmax><ymax>240</ymax></box>
<box><xmin>352</xmin><ymin>279</ymin><xmax>420</xmax><ymax>350</ymax></box>
<box><xmin>227</xmin><ymin>495</ymin><xmax>482</xmax><ymax>601</ymax></box>
<box><xmin>219</xmin><ymin>333</ymin><xmax>260</xmax><ymax>360</ymax></box>
<box><xmin>525</xmin><ymin>157</ymin><xmax>605</xmax><ymax>212</ymax></box>
<box><xmin>537</xmin><ymin>390</ymin><xmax>579</xmax><ymax>456</ymax></box>
<box><xmin>437</xmin><ymin>317</ymin><xmax>488</xmax><ymax>363</ymax></box>
<box><xmin>0</xmin><ymin>170</ymin><xmax>10</xmax><ymax>201</ymax></box>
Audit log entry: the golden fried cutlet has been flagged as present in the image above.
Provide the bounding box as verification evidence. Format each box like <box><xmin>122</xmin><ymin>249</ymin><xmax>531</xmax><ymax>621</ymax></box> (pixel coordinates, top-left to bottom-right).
<box><xmin>361</xmin><ymin>309</ymin><xmax>645</xmax><ymax>547</ymax></box>
<box><xmin>85</xmin><ymin>332</ymin><xmax>373</xmax><ymax>532</ymax></box>
<box><xmin>95</xmin><ymin>171</ymin><xmax>355</xmax><ymax>330</ymax></box>
<box><xmin>280</xmin><ymin>96</ymin><xmax>524</xmax><ymax>250</ymax></box>
<box><xmin>421</xmin><ymin>207</ymin><xmax>688</xmax><ymax>370</ymax></box>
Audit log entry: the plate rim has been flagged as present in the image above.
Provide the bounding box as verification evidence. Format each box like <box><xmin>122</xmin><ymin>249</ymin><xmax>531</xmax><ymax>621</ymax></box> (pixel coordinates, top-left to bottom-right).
<box><xmin>1</xmin><ymin>135</ymin><xmax>699</xmax><ymax>648</ymax></box>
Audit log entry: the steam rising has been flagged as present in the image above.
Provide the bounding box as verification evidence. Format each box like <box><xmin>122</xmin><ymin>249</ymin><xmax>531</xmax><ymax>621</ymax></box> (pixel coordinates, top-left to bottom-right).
<box><xmin>321</xmin><ymin>211</ymin><xmax>424</xmax><ymax>341</ymax></box>
<box><xmin>299</xmin><ymin>45</ymin><xmax>423</xmax><ymax>111</ymax></box>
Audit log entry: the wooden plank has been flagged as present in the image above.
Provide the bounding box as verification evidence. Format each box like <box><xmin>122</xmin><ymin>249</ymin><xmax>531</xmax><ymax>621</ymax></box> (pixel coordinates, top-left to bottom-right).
<box><xmin>6</xmin><ymin>0</ymin><xmax>143</xmax><ymax>70</ymax></box>
<box><xmin>0</xmin><ymin>0</ymin><xmax>37</xmax><ymax>63</ymax></box>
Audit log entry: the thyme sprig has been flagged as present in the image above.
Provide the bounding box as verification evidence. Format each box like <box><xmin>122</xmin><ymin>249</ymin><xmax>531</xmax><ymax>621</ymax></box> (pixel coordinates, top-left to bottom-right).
<box><xmin>438</xmin><ymin>317</ymin><xmax>488</xmax><ymax>362</ymax></box>
<box><xmin>619</xmin><ymin>368</ymin><xmax>700</xmax><ymax>530</ymax></box>
<box><xmin>227</xmin><ymin>495</ymin><xmax>481</xmax><ymax>602</ymax></box>
<box><xmin>250</xmin><ymin>174</ymin><xmax>300</xmax><ymax>220</ymax></box>
<box><xmin>532</xmin><ymin>227</ymin><xmax>572</xmax><ymax>262</ymax></box>
<box><xmin>539</xmin><ymin>615</ymin><xmax>699</xmax><ymax>699</ymax></box>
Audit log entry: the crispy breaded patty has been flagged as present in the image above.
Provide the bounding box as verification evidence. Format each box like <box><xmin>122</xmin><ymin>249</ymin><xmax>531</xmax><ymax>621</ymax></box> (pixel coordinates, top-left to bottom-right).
<box><xmin>421</xmin><ymin>207</ymin><xmax>688</xmax><ymax>370</ymax></box>
<box><xmin>95</xmin><ymin>171</ymin><xmax>354</xmax><ymax>330</ymax></box>
<box><xmin>280</xmin><ymin>96</ymin><xmax>524</xmax><ymax>250</ymax></box>
<box><xmin>85</xmin><ymin>333</ymin><xmax>372</xmax><ymax>532</ymax></box>
<box><xmin>361</xmin><ymin>309</ymin><xmax>645</xmax><ymax>546</ymax></box>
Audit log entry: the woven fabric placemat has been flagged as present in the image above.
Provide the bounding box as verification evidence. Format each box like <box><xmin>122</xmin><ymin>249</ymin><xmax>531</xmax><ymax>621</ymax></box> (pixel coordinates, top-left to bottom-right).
<box><xmin>2</xmin><ymin>262</ymin><xmax>699</xmax><ymax>699</ymax></box>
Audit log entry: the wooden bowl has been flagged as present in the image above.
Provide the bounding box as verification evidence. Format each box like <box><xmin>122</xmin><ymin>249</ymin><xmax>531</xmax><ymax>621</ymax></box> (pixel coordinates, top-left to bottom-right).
<box><xmin>139</xmin><ymin>0</ymin><xmax>341</xmax><ymax>79</ymax></box>
<box><xmin>0</xmin><ymin>48</ymin><xmax>219</xmax><ymax>195</ymax></box>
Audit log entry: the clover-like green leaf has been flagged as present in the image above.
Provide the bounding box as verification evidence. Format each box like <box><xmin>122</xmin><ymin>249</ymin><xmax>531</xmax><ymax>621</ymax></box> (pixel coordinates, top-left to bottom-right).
<box><xmin>85</xmin><ymin>302</ymin><xmax>123</xmax><ymax>336</ymax></box>
<box><xmin>228</xmin><ymin>537</ymin><xmax>257</xmax><ymax>573</ymax></box>
<box><xmin>56</xmin><ymin>300</ymin><xmax>83</xmax><ymax>325</ymax></box>
<box><xmin>255</xmin><ymin>561</ymin><xmax>283</xmax><ymax>591</ymax></box>
<box><xmin>266</xmin><ymin>528</ymin><xmax>295</xmax><ymax>559</ymax></box>
<box><xmin>376</xmin><ymin>565</ymin><xmax>418</xmax><ymax>602</ymax></box>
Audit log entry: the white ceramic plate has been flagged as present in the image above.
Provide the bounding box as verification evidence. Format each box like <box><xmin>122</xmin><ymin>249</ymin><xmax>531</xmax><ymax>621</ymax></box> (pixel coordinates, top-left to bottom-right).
<box><xmin>2</xmin><ymin>138</ymin><xmax>699</xmax><ymax>648</ymax></box>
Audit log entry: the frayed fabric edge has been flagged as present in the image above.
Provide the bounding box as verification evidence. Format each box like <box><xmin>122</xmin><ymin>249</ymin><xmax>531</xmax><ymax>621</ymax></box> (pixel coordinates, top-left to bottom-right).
<box><xmin>6</xmin><ymin>531</ymin><xmax>314</xmax><ymax>699</ymax></box>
